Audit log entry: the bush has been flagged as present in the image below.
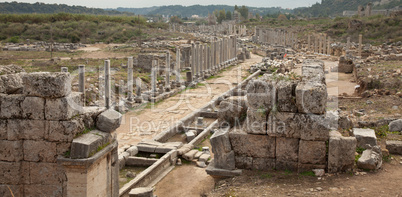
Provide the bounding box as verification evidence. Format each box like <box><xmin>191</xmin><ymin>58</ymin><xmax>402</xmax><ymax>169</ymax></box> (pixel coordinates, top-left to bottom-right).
<box><xmin>8</xmin><ymin>36</ymin><xmax>20</xmax><ymax>43</ymax></box>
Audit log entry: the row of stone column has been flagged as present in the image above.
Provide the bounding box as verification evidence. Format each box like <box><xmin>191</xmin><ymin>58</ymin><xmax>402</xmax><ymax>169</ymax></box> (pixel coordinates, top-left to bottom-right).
<box><xmin>254</xmin><ymin>28</ymin><xmax>297</xmax><ymax>49</ymax></box>
<box><xmin>189</xmin><ymin>36</ymin><xmax>237</xmax><ymax>82</ymax></box>
<box><xmin>307</xmin><ymin>34</ymin><xmax>331</xmax><ymax>55</ymax></box>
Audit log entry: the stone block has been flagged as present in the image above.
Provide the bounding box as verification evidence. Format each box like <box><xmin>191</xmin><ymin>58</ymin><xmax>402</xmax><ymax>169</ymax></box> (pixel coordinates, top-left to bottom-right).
<box><xmin>199</xmin><ymin>154</ymin><xmax>211</xmax><ymax>163</ymax></box>
<box><xmin>268</xmin><ymin>112</ymin><xmax>300</xmax><ymax>138</ymax></box>
<box><xmin>70</xmin><ymin>130</ymin><xmax>111</xmax><ymax>159</ymax></box>
<box><xmin>244</xmin><ymin>108</ymin><xmax>268</xmax><ymax>135</ymax></box>
<box><xmin>137</xmin><ymin>144</ymin><xmax>156</xmax><ymax>153</ymax></box>
<box><xmin>337</xmin><ymin>56</ymin><xmax>354</xmax><ymax>73</ymax></box>
<box><xmin>206</xmin><ymin>159</ymin><xmax>242</xmax><ymax>178</ymax></box>
<box><xmin>301</xmin><ymin>60</ymin><xmax>325</xmax><ymax>84</ymax></box>
<box><xmin>298</xmin><ymin>114</ymin><xmax>330</xmax><ymax>141</ymax></box>
<box><xmin>185</xmin><ymin>131</ymin><xmax>196</xmax><ymax>142</ymax></box>
<box><xmin>56</xmin><ymin>142</ymin><xmax>71</xmax><ymax>156</ymax></box>
<box><xmin>389</xmin><ymin>119</ymin><xmax>402</xmax><ymax>132</ymax></box>
<box><xmin>29</xmin><ymin>162</ymin><xmax>66</xmax><ymax>185</ymax></box>
<box><xmin>235</xmin><ymin>156</ymin><xmax>253</xmax><ymax>169</ymax></box>
<box><xmin>0</xmin><ymin>184</ymin><xmax>23</xmax><ymax>197</ymax></box>
<box><xmin>298</xmin><ymin>140</ymin><xmax>326</xmax><ymax>164</ymax></box>
<box><xmin>357</xmin><ymin>146</ymin><xmax>382</xmax><ymax>170</ymax></box>
<box><xmin>155</xmin><ymin>142</ymin><xmax>183</xmax><ymax>154</ymax></box>
<box><xmin>126</xmin><ymin>157</ymin><xmax>158</xmax><ymax>167</ymax></box>
<box><xmin>22</xmin><ymin>72</ymin><xmax>71</xmax><ymax>98</ymax></box>
<box><xmin>0</xmin><ymin>120</ymin><xmax>7</xmax><ymax>140</ymax></box>
<box><xmin>276</xmin><ymin>137</ymin><xmax>299</xmax><ymax>162</ymax></box>
<box><xmin>276</xmin><ymin>80</ymin><xmax>298</xmax><ymax>113</ymax></box>
<box><xmin>21</xmin><ymin>96</ymin><xmax>45</xmax><ymax>120</ymax></box>
<box><xmin>0</xmin><ymin>73</ymin><xmax>24</xmax><ymax>94</ymax></box>
<box><xmin>275</xmin><ymin>160</ymin><xmax>298</xmax><ymax>171</ymax></box>
<box><xmin>0</xmin><ymin>161</ymin><xmax>29</xmax><ymax>184</ymax></box>
<box><xmin>296</xmin><ymin>82</ymin><xmax>327</xmax><ymax>115</ymax></box>
<box><xmin>47</xmin><ymin>120</ymin><xmax>84</xmax><ymax>142</ymax></box>
<box><xmin>218</xmin><ymin>101</ymin><xmax>246</xmax><ymax>127</ymax></box>
<box><xmin>0</xmin><ymin>94</ymin><xmax>24</xmax><ymax>119</ymax></box>
<box><xmin>229</xmin><ymin>129</ymin><xmax>275</xmax><ymax>158</ymax></box>
<box><xmin>328</xmin><ymin>131</ymin><xmax>356</xmax><ymax>173</ymax></box>
<box><xmin>246</xmin><ymin>79</ymin><xmax>276</xmax><ymax>111</ymax></box>
<box><xmin>126</xmin><ymin>146</ymin><xmax>139</xmax><ymax>156</ymax></box>
<box><xmin>23</xmin><ymin>140</ymin><xmax>56</xmax><ymax>162</ymax></box>
<box><xmin>0</xmin><ymin>140</ymin><xmax>23</xmax><ymax>162</ymax></box>
<box><xmin>252</xmin><ymin>158</ymin><xmax>276</xmax><ymax>171</ymax></box>
<box><xmin>7</xmin><ymin>119</ymin><xmax>47</xmax><ymax>141</ymax></box>
<box><xmin>96</xmin><ymin>109</ymin><xmax>122</xmax><ymax>133</ymax></box>
<box><xmin>183</xmin><ymin>149</ymin><xmax>198</xmax><ymax>161</ymax></box>
<box><xmin>129</xmin><ymin>187</ymin><xmax>154</xmax><ymax>197</ymax></box>
<box><xmin>24</xmin><ymin>184</ymin><xmax>64</xmax><ymax>197</ymax></box>
<box><xmin>386</xmin><ymin>140</ymin><xmax>402</xmax><ymax>155</ymax></box>
<box><xmin>353</xmin><ymin>128</ymin><xmax>377</xmax><ymax>149</ymax></box>
<box><xmin>45</xmin><ymin>92</ymin><xmax>83</xmax><ymax>120</ymax></box>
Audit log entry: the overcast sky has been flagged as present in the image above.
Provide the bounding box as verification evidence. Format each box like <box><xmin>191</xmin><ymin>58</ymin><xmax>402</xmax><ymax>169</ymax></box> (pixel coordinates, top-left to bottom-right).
<box><xmin>1</xmin><ymin>0</ymin><xmax>321</xmax><ymax>9</ymax></box>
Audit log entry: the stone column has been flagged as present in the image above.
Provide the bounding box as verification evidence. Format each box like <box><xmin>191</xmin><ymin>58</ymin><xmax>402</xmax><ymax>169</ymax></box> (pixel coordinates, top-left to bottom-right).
<box><xmin>135</xmin><ymin>77</ymin><xmax>142</xmax><ymax>103</ymax></box>
<box><xmin>199</xmin><ymin>44</ymin><xmax>204</xmax><ymax>79</ymax></box>
<box><xmin>78</xmin><ymin>64</ymin><xmax>85</xmax><ymax>105</ymax></box>
<box><xmin>191</xmin><ymin>43</ymin><xmax>195</xmax><ymax>79</ymax></box>
<box><xmin>195</xmin><ymin>42</ymin><xmax>200</xmax><ymax>79</ymax></box>
<box><xmin>127</xmin><ymin>57</ymin><xmax>134</xmax><ymax>101</ymax></box>
<box><xmin>176</xmin><ymin>48</ymin><xmax>181</xmax><ymax>84</ymax></box>
<box><xmin>323</xmin><ymin>35</ymin><xmax>327</xmax><ymax>55</ymax></box>
<box><xmin>151</xmin><ymin>60</ymin><xmax>158</xmax><ymax>96</ymax></box>
<box><xmin>346</xmin><ymin>37</ymin><xmax>351</xmax><ymax>51</ymax></box>
<box><xmin>206</xmin><ymin>44</ymin><xmax>210</xmax><ymax>72</ymax></box>
<box><xmin>307</xmin><ymin>35</ymin><xmax>311</xmax><ymax>52</ymax></box>
<box><xmin>358</xmin><ymin>34</ymin><xmax>362</xmax><ymax>57</ymax></box>
<box><xmin>104</xmin><ymin>60</ymin><xmax>111</xmax><ymax>109</ymax></box>
<box><xmin>327</xmin><ymin>36</ymin><xmax>331</xmax><ymax>55</ymax></box>
<box><xmin>61</xmin><ymin>67</ymin><xmax>68</xmax><ymax>72</ymax></box>
<box><xmin>314</xmin><ymin>35</ymin><xmax>318</xmax><ymax>53</ymax></box>
<box><xmin>165</xmin><ymin>51</ymin><xmax>171</xmax><ymax>91</ymax></box>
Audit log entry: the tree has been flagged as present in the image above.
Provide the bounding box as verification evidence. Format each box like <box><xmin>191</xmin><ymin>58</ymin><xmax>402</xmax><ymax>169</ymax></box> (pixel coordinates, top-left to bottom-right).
<box><xmin>170</xmin><ymin>16</ymin><xmax>182</xmax><ymax>24</ymax></box>
<box><xmin>255</xmin><ymin>13</ymin><xmax>260</xmax><ymax>21</ymax></box>
<box><xmin>278</xmin><ymin>14</ymin><xmax>288</xmax><ymax>21</ymax></box>
<box><xmin>238</xmin><ymin>5</ymin><xmax>249</xmax><ymax>20</ymax></box>
<box><xmin>217</xmin><ymin>9</ymin><xmax>226</xmax><ymax>24</ymax></box>
<box><xmin>226</xmin><ymin>10</ymin><xmax>232</xmax><ymax>20</ymax></box>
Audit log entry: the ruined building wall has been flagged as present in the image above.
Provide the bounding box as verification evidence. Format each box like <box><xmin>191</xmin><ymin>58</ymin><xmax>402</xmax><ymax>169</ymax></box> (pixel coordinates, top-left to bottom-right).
<box><xmin>0</xmin><ymin>72</ymin><xmax>119</xmax><ymax>197</ymax></box>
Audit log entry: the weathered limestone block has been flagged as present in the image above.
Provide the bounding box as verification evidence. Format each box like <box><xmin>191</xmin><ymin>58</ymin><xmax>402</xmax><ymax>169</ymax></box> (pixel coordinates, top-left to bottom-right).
<box><xmin>301</xmin><ymin>60</ymin><xmax>325</xmax><ymax>84</ymax></box>
<box><xmin>21</xmin><ymin>96</ymin><xmax>45</xmax><ymax>120</ymax></box>
<box><xmin>298</xmin><ymin>163</ymin><xmax>326</xmax><ymax>173</ymax></box>
<box><xmin>389</xmin><ymin>119</ymin><xmax>402</xmax><ymax>132</ymax></box>
<box><xmin>129</xmin><ymin>187</ymin><xmax>154</xmax><ymax>197</ymax></box>
<box><xmin>0</xmin><ymin>161</ymin><xmax>29</xmax><ymax>184</ymax></box>
<box><xmin>353</xmin><ymin>128</ymin><xmax>377</xmax><ymax>149</ymax></box>
<box><xmin>29</xmin><ymin>162</ymin><xmax>66</xmax><ymax>185</ymax></box>
<box><xmin>0</xmin><ymin>184</ymin><xmax>23</xmax><ymax>197</ymax></box>
<box><xmin>0</xmin><ymin>94</ymin><xmax>25</xmax><ymax>119</ymax></box>
<box><xmin>0</xmin><ymin>140</ymin><xmax>23</xmax><ymax>162</ymax></box>
<box><xmin>275</xmin><ymin>160</ymin><xmax>298</xmax><ymax>171</ymax></box>
<box><xmin>0</xmin><ymin>120</ymin><xmax>6</xmax><ymax>140</ymax></box>
<box><xmin>244</xmin><ymin>108</ymin><xmax>268</xmax><ymax>135</ymax></box>
<box><xmin>183</xmin><ymin>149</ymin><xmax>198</xmax><ymax>161</ymax></box>
<box><xmin>126</xmin><ymin>146</ymin><xmax>139</xmax><ymax>156</ymax></box>
<box><xmin>276</xmin><ymin>137</ymin><xmax>299</xmax><ymax>162</ymax></box>
<box><xmin>155</xmin><ymin>142</ymin><xmax>183</xmax><ymax>154</ymax></box>
<box><xmin>357</xmin><ymin>145</ymin><xmax>382</xmax><ymax>170</ymax></box>
<box><xmin>47</xmin><ymin>120</ymin><xmax>84</xmax><ymax>142</ymax></box>
<box><xmin>337</xmin><ymin>56</ymin><xmax>354</xmax><ymax>73</ymax></box>
<box><xmin>210</xmin><ymin>127</ymin><xmax>235</xmax><ymax>170</ymax></box>
<box><xmin>218</xmin><ymin>101</ymin><xmax>246</xmax><ymax>127</ymax></box>
<box><xmin>23</xmin><ymin>140</ymin><xmax>57</xmax><ymax>162</ymax></box>
<box><xmin>328</xmin><ymin>131</ymin><xmax>356</xmax><ymax>173</ymax></box>
<box><xmin>45</xmin><ymin>92</ymin><xmax>83</xmax><ymax>120</ymax></box>
<box><xmin>24</xmin><ymin>184</ymin><xmax>64</xmax><ymax>197</ymax></box>
<box><xmin>96</xmin><ymin>109</ymin><xmax>122</xmax><ymax>133</ymax></box>
<box><xmin>126</xmin><ymin>157</ymin><xmax>158</xmax><ymax>166</ymax></box>
<box><xmin>276</xmin><ymin>80</ymin><xmax>298</xmax><ymax>112</ymax></box>
<box><xmin>386</xmin><ymin>140</ymin><xmax>402</xmax><ymax>155</ymax></box>
<box><xmin>225</xmin><ymin>96</ymin><xmax>247</xmax><ymax>110</ymax></box>
<box><xmin>229</xmin><ymin>129</ymin><xmax>275</xmax><ymax>158</ymax></box>
<box><xmin>252</xmin><ymin>158</ymin><xmax>276</xmax><ymax>171</ymax></box>
<box><xmin>235</xmin><ymin>156</ymin><xmax>253</xmax><ymax>169</ymax></box>
<box><xmin>56</xmin><ymin>142</ymin><xmax>71</xmax><ymax>156</ymax></box>
<box><xmin>22</xmin><ymin>72</ymin><xmax>71</xmax><ymax>98</ymax></box>
<box><xmin>298</xmin><ymin>114</ymin><xmax>330</xmax><ymax>141</ymax></box>
<box><xmin>298</xmin><ymin>140</ymin><xmax>326</xmax><ymax>164</ymax></box>
<box><xmin>295</xmin><ymin>82</ymin><xmax>327</xmax><ymax>115</ymax></box>
<box><xmin>246</xmin><ymin>79</ymin><xmax>275</xmax><ymax>111</ymax></box>
<box><xmin>268</xmin><ymin>112</ymin><xmax>300</xmax><ymax>138</ymax></box>
<box><xmin>70</xmin><ymin>130</ymin><xmax>111</xmax><ymax>159</ymax></box>
<box><xmin>0</xmin><ymin>73</ymin><xmax>24</xmax><ymax>94</ymax></box>
<box><xmin>7</xmin><ymin>119</ymin><xmax>47</xmax><ymax>140</ymax></box>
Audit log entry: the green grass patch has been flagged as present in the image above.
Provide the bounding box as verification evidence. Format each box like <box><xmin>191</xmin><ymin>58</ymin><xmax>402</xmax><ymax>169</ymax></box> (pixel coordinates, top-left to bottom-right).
<box><xmin>299</xmin><ymin>171</ymin><xmax>315</xmax><ymax>177</ymax></box>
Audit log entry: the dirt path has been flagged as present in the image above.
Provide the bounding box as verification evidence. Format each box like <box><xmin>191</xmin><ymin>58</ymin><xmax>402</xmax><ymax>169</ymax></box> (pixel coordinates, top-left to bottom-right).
<box><xmin>115</xmin><ymin>54</ymin><xmax>263</xmax><ymax>147</ymax></box>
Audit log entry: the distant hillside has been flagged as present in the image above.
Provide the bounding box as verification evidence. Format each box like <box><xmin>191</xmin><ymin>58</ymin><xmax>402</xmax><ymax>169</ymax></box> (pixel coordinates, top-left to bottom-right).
<box><xmin>0</xmin><ymin>2</ymin><xmax>131</xmax><ymax>15</ymax></box>
<box><xmin>293</xmin><ymin>0</ymin><xmax>400</xmax><ymax>17</ymax></box>
<box><xmin>111</xmin><ymin>5</ymin><xmax>290</xmax><ymax>17</ymax></box>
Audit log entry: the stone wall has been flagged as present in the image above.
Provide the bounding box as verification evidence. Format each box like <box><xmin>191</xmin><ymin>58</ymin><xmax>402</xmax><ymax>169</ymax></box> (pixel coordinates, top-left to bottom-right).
<box><xmin>0</xmin><ymin>71</ymin><xmax>120</xmax><ymax>197</ymax></box>
<box><xmin>211</xmin><ymin>60</ymin><xmax>356</xmax><ymax>174</ymax></box>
